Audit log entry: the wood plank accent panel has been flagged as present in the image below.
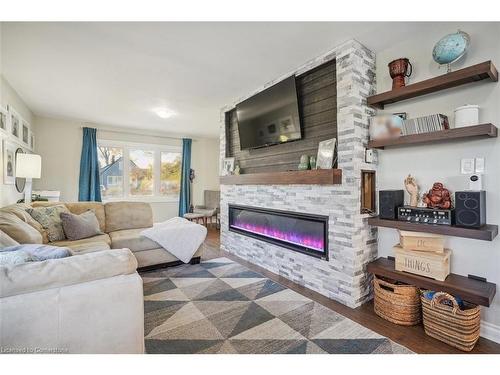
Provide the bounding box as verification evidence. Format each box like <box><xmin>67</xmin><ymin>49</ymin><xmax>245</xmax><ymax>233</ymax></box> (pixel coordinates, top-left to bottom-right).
<box><xmin>367</xmin><ymin>217</ymin><xmax>498</xmax><ymax>241</ymax></box>
<box><xmin>225</xmin><ymin>60</ymin><xmax>337</xmax><ymax>174</ymax></box>
<box><xmin>367</xmin><ymin>61</ymin><xmax>498</xmax><ymax>109</ymax></box>
<box><xmin>220</xmin><ymin>168</ymin><xmax>342</xmax><ymax>186</ymax></box>
<box><xmin>367</xmin><ymin>257</ymin><xmax>496</xmax><ymax>307</ymax></box>
<box><xmin>368</xmin><ymin>123</ymin><xmax>498</xmax><ymax>149</ymax></box>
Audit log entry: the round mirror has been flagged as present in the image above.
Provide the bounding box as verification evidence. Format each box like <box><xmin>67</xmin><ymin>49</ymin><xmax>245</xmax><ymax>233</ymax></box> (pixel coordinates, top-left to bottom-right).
<box><xmin>15</xmin><ymin>148</ymin><xmax>26</xmax><ymax>193</ymax></box>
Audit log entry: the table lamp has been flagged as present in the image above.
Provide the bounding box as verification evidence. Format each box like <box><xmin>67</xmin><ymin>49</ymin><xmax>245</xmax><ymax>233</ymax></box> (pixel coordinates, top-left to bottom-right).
<box><xmin>16</xmin><ymin>153</ymin><xmax>42</xmax><ymax>204</ymax></box>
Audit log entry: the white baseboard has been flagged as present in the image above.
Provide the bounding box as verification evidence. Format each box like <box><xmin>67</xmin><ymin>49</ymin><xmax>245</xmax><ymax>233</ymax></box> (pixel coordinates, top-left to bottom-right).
<box><xmin>481</xmin><ymin>320</ymin><xmax>500</xmax><ymax>344</ymax></box>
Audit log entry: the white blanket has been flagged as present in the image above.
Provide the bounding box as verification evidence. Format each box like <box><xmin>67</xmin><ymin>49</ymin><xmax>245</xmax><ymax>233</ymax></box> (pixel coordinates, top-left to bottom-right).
<box><xmin>140</xmin><ymin>217</ymin><xmax>207</xmax><ymax>263</ymax></box>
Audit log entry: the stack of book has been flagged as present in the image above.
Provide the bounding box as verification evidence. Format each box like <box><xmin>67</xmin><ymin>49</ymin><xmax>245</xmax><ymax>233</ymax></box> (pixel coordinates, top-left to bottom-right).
<box><xmin>401</xmin><ymin>114</ymin><xmax>449</xmax><ymax>135</ymax></box>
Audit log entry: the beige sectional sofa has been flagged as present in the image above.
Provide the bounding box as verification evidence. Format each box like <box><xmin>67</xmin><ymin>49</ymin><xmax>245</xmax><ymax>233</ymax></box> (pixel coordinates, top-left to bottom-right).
<box><xmin>0</xmin><ymin>201</ymin><xmax>203</xmax><ymax>269</ymax></box>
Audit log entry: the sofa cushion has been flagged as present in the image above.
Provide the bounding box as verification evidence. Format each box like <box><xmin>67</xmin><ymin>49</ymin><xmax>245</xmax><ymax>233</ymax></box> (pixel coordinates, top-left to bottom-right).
<box><xmin>105</xmin><ymin>202</ymin><xmax>153</xmax><ymax>232</ymax></box>
<box><xmin>67</xmin><ymin>241</ymin><xmax>111</xmax><ymax>254</ymax></box>
<box><xmin>0</xmin><ymin>212</ymin><xmax>43</xmax><ymax>244</ymax></box>
<box><xmin>0</xmin><ymin>248</ymin><xmax>137</xmax><ymax>298</ymax></box>
<box><xmin>61</xmin><ymin>210</ymin><xmax>103</xmax><ymax>240</ymax></box>
<box><xmin>33</xmin><ymin>202</ymin><xmax>106</xmax><ymax>232</ymax></box>
<box><xmin>0</xmin><ymin>203</ymin><xmax>49</xmax><ymax>243</ymax></box>
<box><xmin>51</xmin><ymin>233</ymin><xmax>111</xmax><ymax>248</ymax></box>
<box><xmin>109</xmin><ymin>228</ymin><xmax>159</xmax><ymax>252</ymax></box>
<box><xmin>27</xmin><ymin>205</ymin><xmax>70</xmax><ymax>242</ymax></box>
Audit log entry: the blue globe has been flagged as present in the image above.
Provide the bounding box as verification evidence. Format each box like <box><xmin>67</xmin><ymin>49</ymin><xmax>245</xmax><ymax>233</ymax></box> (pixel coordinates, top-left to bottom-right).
<box><xmin>432</xmin><ymin>31</ymin><xmax>470</xmax><ymax>65</ymax></box>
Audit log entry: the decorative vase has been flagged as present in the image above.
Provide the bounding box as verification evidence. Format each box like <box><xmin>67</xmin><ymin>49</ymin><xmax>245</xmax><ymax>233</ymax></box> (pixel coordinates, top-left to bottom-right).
<box><xmin>298</xmin><ymin>154</ymin><xmax>310</xmax><ymax>170</ymax></box>
<box><xmin>388</xmin><ymin>58</ymin><xmax>412</xmax><ymax>89</ymax></box>
<box><xmin>309</xmin><ymin>155</ymin><xmax>316</xmax><ymax>169</ymax></box>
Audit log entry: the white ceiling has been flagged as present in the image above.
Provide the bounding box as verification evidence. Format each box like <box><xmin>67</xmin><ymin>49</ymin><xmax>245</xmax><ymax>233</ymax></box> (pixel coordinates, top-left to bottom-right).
<box><xmin>2</xmin><ymin>22</ymin><xmax>439</xmax><ymax>138</ymax></box>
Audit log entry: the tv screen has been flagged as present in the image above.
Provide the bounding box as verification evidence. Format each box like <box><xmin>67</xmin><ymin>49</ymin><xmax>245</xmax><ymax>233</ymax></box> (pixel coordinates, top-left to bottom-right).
<box><xmin>236</xmin><ymin>76</ymin><xmax>302</xmax><ymax>150</ymax></box>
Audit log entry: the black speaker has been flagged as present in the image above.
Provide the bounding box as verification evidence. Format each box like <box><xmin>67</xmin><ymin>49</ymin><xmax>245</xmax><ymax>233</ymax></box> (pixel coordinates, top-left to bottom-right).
<box><xmin>379</xmin><ymin>190</ymin><xmax>404</xmax><ymax>220</ymax></box>
<box><xmin>455</xmin><ymin>191</ymin><xmax>486</xmax><ymax>228</ymax></box>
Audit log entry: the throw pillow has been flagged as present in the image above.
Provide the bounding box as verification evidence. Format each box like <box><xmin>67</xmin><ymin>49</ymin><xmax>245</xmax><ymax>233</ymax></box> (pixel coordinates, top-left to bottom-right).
<box><xmin>60</xmin><ymin>210</ymin><xmax>104</xmax><ymax>241</ymax></box>
<box><xmin>0</xmin><ymin>212</ymin><xmax>44</xmax><ymax>244</ymax></box>
<box><xmin>27</xmin><ymin>205</ymin><xmax>70</xmax><ymax>242</ymax></box>
<box><xmin>1</xmin><ymin>203</ymin><xmax>49</xmax><ymax>243</ymax></box>
<box><xmin>1</xmin><ymin>229</ymin><xmax>20</xmax><ymax>249</ymax></box>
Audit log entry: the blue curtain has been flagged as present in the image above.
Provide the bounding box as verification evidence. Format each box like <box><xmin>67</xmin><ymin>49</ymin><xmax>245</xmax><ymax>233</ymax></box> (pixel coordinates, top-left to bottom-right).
<box><xmin>78</xmin><ymin>127</ymin><xmax>102</xmax><ymax>202</ymax></box>
<box><xmin>178</xmin><ymin>138</ymin><xmax>192</xmax><ymax>216</ymax></box>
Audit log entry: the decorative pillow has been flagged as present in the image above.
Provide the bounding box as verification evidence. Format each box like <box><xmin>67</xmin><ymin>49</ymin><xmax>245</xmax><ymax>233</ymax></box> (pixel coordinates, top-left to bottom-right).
<box><xmin>0</xmin><ymin>250</ymin><xmax>32</xmax><ymax>266</ymax></box>
<box><xmin>1</xmin><ymin>203</ymin><xmax>49</xmax><ymax>243</ymax></box>
<box><xmin>0</xmin><ymin>212</ymin><xmax>43</xmax><ymax>244</ymax></box>
<box><xmin>27</xmin><ymin>205</ymin><xmax>70</xmax><ymax>242</ymax></box>
<box><xmin>1</xmin><ymin>229</ymin><xmax>19</xmax><ymax>249</ymax></box>
<box><xmin>0</xmin><ymin>244</ymin><xmax>72</xmax><ymax>261</ymax></box>
<box><xmin>60</xmin><ymin>210</ymin><xmax>104</xmax><ymax>241</ymax></box>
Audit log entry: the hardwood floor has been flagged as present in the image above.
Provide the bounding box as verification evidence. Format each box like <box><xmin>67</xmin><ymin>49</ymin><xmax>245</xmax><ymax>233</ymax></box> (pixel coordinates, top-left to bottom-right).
<box><xmin>201</xmin><ymin>227</ymin><xmax>500</xmax><ymax>354</ymax></box>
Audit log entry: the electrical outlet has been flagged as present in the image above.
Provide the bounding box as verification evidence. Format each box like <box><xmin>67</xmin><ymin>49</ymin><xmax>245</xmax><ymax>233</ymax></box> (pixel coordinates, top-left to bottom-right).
<box><xmin>365</xmin><ymin>149</ymin><xmax>375</xmax><ymax>163</ymax></box>
<box><xmin>475</xmin><ymin>157</ymin><xmax>485</xmax><ymax>173</ymax></box>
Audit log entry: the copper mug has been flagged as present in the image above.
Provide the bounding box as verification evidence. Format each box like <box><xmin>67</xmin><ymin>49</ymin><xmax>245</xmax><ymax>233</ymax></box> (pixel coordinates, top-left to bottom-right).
<box><xmin>388</xmin><ymin>58</ymin><xmax>412</xmax><ymax>89</ymax></box>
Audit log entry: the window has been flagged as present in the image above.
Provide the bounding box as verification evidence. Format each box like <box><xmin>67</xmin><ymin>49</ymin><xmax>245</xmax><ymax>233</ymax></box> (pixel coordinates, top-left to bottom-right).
<box><xmin>160</xmin><ymin>152</ymin><xmax>181</xmax><ymax>197</ymax></box>
<box><xmin>98</xmin><ymin>146</ymin><xmax>124</xmax><ymax>199</ymax></box>
<box><xmin>97</xmin><ymin>140</ymin><xmax>182</xmax><ymax>201</ymax></box>
<box><xmin>130</xmin><ymin>149</ymin><xmax>154</xmax><ymax>196</ymax></box>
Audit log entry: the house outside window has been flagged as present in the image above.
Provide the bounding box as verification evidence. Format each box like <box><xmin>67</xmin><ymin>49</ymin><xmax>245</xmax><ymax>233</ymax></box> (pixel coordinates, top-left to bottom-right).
<box><xmin>97</xmin><ymin>140</ymin><xmax>182</xmax><ymax>202</ymax></box>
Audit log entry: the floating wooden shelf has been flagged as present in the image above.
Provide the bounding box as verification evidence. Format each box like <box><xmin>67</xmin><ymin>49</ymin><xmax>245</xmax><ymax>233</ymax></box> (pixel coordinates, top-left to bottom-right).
<box><xmin>367</xmin><ymin>61</ymin><xmax>498</xmax><ymax>109</ymax></box>
<box><xmin>220</xmin><ymin>168</ymin><xmax>342</xmax><ymax>185</ymax></box>
<box><xmin>367</xmin><ymin>217</ymin><xmax>498</xmax><ymax>241</ymax></box>
<box><xmin>368</xmin><ymin>123</ymin><xmax>498</xmax><ymax>149</ymax></box>
<box><xmin>367</xmin><ymin>257</ymin><xmax>496</xmax><ymax>307</ymax></box>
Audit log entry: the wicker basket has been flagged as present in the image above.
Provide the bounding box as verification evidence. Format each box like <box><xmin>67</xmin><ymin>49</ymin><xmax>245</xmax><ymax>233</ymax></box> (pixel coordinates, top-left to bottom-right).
<box><xmin>421</xmin><ymin>292</ymin><xmax>481</xmax><ymax>352</ymax></box>
<box><xmin>373</xmin><ymin>275</ymin><xmax>421</xmax><ymax>326</ymax></box>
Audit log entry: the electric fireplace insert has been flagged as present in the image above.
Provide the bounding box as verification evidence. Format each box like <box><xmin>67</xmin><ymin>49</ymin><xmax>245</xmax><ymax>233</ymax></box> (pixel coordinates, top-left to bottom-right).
<box><xmin>228</xmin><ymin>204</ymin><xmax>329</xmax><ymax>260</ymax></box>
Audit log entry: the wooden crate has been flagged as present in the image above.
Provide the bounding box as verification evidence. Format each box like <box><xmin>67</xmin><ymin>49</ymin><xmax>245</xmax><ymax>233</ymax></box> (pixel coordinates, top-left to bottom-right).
<box><xmin>394</xmin><ymin>245</ymin><xmax>451</xmax><ymax>281</ymax></box>
<box><xmin>399</xmin><ymin>230</ymin><xmax>445</xmax><ymax>253</ymax></box>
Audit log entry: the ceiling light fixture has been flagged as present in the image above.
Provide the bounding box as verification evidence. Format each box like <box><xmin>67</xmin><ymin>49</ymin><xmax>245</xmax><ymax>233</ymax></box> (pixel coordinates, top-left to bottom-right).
<box><xmin>154</xmin><ymin>108</ymin><xmax>175</xmax><ymax>119</ymax></box>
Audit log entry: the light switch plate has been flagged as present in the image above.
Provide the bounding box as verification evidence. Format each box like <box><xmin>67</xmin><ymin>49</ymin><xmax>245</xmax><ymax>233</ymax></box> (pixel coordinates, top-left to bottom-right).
<box><xmin>475</xmin><ymin>157</ymin><xmax>485</xmax><ymax>173</ymax></box>
<box><xmin>461</xmin><ymin>158</ymin><xmax>475</xmax><ymax>174</ymax></box>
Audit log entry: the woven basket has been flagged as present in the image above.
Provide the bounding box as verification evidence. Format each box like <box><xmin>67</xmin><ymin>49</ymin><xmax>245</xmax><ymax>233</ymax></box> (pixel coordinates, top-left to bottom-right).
<box><xmin>421</xmin><ymin>292</ymin><xmax>481</xmax><ymax>352</ymax></box>
<box><xmin>373</xmin><ymin>276</ymin><xmax>421</xmax><ymax>326</ymax></box>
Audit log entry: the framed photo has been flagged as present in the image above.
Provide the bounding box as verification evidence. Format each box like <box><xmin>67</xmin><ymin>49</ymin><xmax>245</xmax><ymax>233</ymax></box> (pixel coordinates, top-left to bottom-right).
<box><xmin>0</xmin><ymin>106</ymin><xmax>9</xmax><ymax>134</ymax></box>
<box><xmin>22</xmin><ymin>121</ymin><xmax>30</xmax><ymax>145</ymax></box>
<box><xmin>369</xmin><ymin>114</ymin><xmax>404</xmax><ymax>140</ymax></box>
<box><xmin>9</xmin><ymin>107</ymin><xmax>21</xmax><ymax>139</ymax></box>
<box><xmin>316</xmin><ymin>138</ymin><xmax>337</xmax><ymax>169</ymax></box>
<box><xmin>3</xmin><ymin>140</ymin><xmax>16</xmax><ymax>185</ymax></box>
<box><xmin>222</xmin><ymin>157</ymin><xmax>235</xmax><ymax>176</ymax></box>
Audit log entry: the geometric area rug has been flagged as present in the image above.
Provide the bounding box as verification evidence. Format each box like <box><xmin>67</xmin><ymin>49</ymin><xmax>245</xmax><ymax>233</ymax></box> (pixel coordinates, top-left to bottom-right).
<box><xmin>141</xmin><ymin>257</ymin><xmax>413</xmax><ymax>354</ymax></box>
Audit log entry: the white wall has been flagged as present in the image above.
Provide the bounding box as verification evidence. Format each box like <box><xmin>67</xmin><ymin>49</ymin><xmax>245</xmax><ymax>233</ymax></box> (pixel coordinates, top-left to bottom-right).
<box><xmin>375</xmin><ymin>23</ymin><xmax>500</xmax><ymax>332</ymax></box>
<box><xmin>1</xmin><ymin>23</ymin><xmax>36</xmax><ymax>206</ymax></box>
<box><xmin>32</xmin><ymin>115</ymin><xmax>220</xmax><ymax>222</ymax></box>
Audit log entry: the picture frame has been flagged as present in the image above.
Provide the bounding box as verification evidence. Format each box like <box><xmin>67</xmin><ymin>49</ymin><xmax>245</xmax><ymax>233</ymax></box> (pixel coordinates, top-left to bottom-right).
<box><xmin>316</xmin><ymin>138</ymin><xmax>337</xmax><ymax>169</ymax></box>
<box><xmin>3</xmin><ymin>140</ymin><xmax>16</xmax><ymax>185</ymax></box>
<box><xmin>9</xmin><ymin>107</ymin><xmax>21</xmax><ymax>140</ymax></box>
<box><xmin>22</xmin><ymin>120</ymin><xmax>30</xmax><ymax>145</ymax></box>
<box><xmin>0</xmin><ymin>106</ymin><xmax>9</xmax><ymax>134</ymax></box>
<box><xmin>369</xmin><ymin>114</ymin><xmax>404</xmax><ymax>140</ymax></box>
<box><xmin>222</xmin><ymin>157</ymin><xmax>235</xmax><ymax>176</ymax></box>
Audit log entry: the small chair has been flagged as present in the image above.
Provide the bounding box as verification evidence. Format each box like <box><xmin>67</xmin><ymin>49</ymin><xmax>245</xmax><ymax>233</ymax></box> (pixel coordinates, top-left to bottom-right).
<box><xmin>194</xmin><ymin>190</ymin><xmax>220</xmax><ymax>228</ymax></box>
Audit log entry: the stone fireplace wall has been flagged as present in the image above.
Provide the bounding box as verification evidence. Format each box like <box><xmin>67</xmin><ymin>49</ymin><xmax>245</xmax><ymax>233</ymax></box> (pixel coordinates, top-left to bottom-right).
<box><xmin>219</xmin><ymin>39</ymin><xmax>377</xmax><ymax>308</ymax></box>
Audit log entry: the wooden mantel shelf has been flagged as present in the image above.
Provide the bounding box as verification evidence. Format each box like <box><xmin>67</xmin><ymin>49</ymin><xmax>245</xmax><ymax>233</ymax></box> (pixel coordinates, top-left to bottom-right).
<box><xmin>367</xmin><ymin>61</ymin><xmax>498</xmax><ymax>109</ymax></box>
<box><xmin>220</xmin><ymin>169</ymin><xmax>342</xmax><ymax>185</ymax></box>
<box><xmin>367</xmin><ymin>257</ymin><xmax>496</xmax><ymax>307</ymax></box>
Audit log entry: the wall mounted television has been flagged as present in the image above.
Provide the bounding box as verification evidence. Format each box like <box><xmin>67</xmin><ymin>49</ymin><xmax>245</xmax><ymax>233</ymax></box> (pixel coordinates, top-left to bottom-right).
<box><xmin>236</xmin><ymin>76</ymin><xmax>302</xmax><ymax>150</ymax></box>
